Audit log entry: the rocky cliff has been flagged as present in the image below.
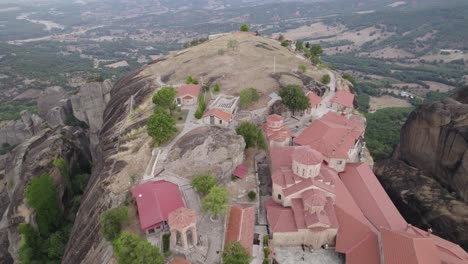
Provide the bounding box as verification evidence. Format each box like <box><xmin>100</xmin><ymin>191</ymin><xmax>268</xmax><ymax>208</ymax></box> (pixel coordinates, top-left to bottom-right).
<box><xmin>399</xmin><ymin>96</ymin><xmax>468</xmax><ymax>202</ymax></box>
<box><xmin>375</xmin><ymin>87</ymin><xmax>468</xmax><ymax>249</ymax></box>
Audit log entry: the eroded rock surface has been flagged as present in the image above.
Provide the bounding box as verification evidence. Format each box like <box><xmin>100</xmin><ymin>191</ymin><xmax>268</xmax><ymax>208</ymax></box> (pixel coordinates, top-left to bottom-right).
<box><xmin>398</xmin><ymin>96</ymin><xmax>468</xmax><ymax>202</ymax></box>
<box><xmin>375</xmin><ymin>159</ymin><xmax>468</xmax><ymax>250</ymax></box>
<box><xmin>165</xmin><ymin>126</ymin><xmax>246</xmax><ymax>178</ymax></box>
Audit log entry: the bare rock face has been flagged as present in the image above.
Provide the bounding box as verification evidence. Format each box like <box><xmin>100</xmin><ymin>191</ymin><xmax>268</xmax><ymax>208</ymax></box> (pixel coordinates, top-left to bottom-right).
<box><xmin>37</xmin><ymin>86</ymin><xmax>68</xmax><ymax>118</ymax></box>
<box><xmin>0</xmin><ymin>126</ymin><xmax>91</xmax><ymax>263</ymax></box>
<box><xmin>398</xmin><ymin>95</ymin><xmax>468</xmax><ymax>202</ymax></box>
<box><xmin>0</xmin><ymin>111</ymin><xmax>43</xmax><ymax>147</ymax></box>
<box><xmin>165</xmin><ymin>126</ymin><xmax>246</xmax><ymax>178</ymax></box>
<box><xmin>70</xmin><ymin>80</ymin><xmax>112</xmax><ymax>153</ymax></box>
<box><xmin>375</xmin><ymin>159</ymin><xmax>468</xmax><ymax>250</ymax></box>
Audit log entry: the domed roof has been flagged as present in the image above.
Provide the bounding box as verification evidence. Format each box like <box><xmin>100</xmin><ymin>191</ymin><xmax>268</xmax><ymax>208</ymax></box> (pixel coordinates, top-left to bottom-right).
<box><xmin>267</xmin><ymin>114</ymin><xmax>283</xmax><ymax>123</ymax></box>
<box><xmin>292</xmin><ymin>146</ymin><xmax>322</xmax><ymax>165</ymax></box>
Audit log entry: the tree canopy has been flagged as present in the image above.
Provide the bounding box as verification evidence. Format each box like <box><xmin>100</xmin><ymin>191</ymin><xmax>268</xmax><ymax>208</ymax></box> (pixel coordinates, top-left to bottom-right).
<box><xmin>295</xmin><ymin>40</ymin><xmax>303</xmax><ymax>51</ymax></box>
<box><xmin>239</xmin><ymin>24</ymin><xmax>250</xmax><ymax>32</ymax></box>
<box><xmin>236</xmin><ymin>122</ymin><xmax>266</xmax><ymax>149</ymax></box>
<box><xmin>100</xmin><ymin>206</ymin><xmax>129</xmax><ymax>241</ymax></box>
<box><xmin>278</xmin><ymin>85</ymin><xmax>310</xmax><ymax>114</ymax></box>
<box><xmin>191</xmin><ymin>174</ymin><xmax>217</xmax><ymax>195</ymax></box>
<box><xmin>152</xmin><ymin>87</ymin><xmax>177</xmax><ymax>113</ymax></box>
<box><xmin>185</xmin><ymin>76</ymin><xmax>199</xmax><ymax>84</ymax></box>
<box><xmin>321</xmin><ymin>74</ymin><xmax>331</xmax><ymax>84</ymax></box>
<box><xmin>239</xmin><ymin>87</ymin><xmax>260</xmax><ymax>108</ymax></box>
<box><xmin>147</xmin><ymin>107</ymin><xmax>177</xmax><ymax>146</ymax></box>
<box><xmin>223</xmin><ymin>241</ymin><xmax>252</xmax><ymax>264</ymax></box>
<box><xmin>201</xmin><ymin>186</ymin><xmax>229</xmax><ymax>218</ymax></box>
<box><xmin>113</xmin><ymin>231</ymin><xmax>164</xmax><ymax>264</ymax></box>
<box><xmin>25</xmin><ymin>173</ymin><xmax>62</xmax><ymax>236</ymax></box>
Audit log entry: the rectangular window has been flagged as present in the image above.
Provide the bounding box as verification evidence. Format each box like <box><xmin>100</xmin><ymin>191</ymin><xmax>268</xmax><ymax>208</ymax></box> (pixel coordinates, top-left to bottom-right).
<box><xmin>278</xmin><ymin>194</ymin><xmax>282</xmax><ymax>200</ymax></box>
<box><xmin>219</xmin><ymin>119</ymin><xmax>222</xmax><ymax>124</ymax></box>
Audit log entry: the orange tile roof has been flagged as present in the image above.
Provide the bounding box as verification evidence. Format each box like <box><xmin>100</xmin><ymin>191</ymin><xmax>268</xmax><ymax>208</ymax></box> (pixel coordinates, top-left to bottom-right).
<box><xmin>266</xmin><ymin>114</ymin><xmax>283</xmax><ymax>122</ymax></box>
<box><xmin>331</xmin><ymin>90</ymin><xmax>354</xmax><ymax>108</ymax></box>
<box><xmin>307</xmin><ymin>92</ymin><xmax>322</xmax><ymax>107</ymax></box>
<box><xmin>168</xmin><ymin>207</ymin><xmax>196</xmax><ymax>230</ymax></box>
<box><xmin>264</xmin><ymin>200</ymin><xmax>297</xmax><ymax>233</ymax></box>
<box><xmin>203</xmin><ymin>108</ymin><xmax>233</xmax><ymax>121</ymax></box>
<box><xmin>292</xmin><ymin>146</ymin><xmax>323</xmax><ymax>165</ymax></box>
<box><xmin>225</xmin><ymin>205</ymin><xmax>256</xmax><ymax>256</ymax></box>
<box><xmin>339</xmin><ymin>163</ymin><xmax>407</xmax><ymax>231</ymax></box>
<box><xmin>169</xmin><ymin>257</ymin><xmax>191</xmax><ymax>264</ymax></box>
<box><xmin>294</xmin><ymin>112</ymin><xmax>365</xmax><ymax>159</ymax></box>
<box><xmin>177</xmin><ymin>84</ymin><xmax>201</xmax><ymax>98</ymax></box>
<box><xmin>381</xmin><ymin>228</ymin><xmax>441</xmax><ymax>264</ymax></box>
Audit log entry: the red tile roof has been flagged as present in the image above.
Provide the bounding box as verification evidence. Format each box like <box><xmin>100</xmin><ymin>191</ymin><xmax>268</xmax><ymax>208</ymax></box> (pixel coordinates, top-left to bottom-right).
<box><xmin>262</xmin><ymin>115</ymin><xmax>292</xmax><ymax>142</ymax></box>
<box><xmin>232</xmin><ymin>164</ymin><xmax>248</xmax><ymax>179</ymax></box>
<box><xmin>177</xmin><ymin>84</ymin><xmax>201</xmax><ymax>98</ymax></box>
<box><xmin>131</xmin><ymin>180</ymin><xmax>185</xmax><ymax>230</ymax></box>
<box><xmin>169</xmin><ymin>257</ymin><xmax>191</xmax><ymax>264</ymax></box>
<box><xmin>307</xmin><ymin>92</ymin><xmax>322</xmax><ymax>107</ymax></box>
<box><xmin>331</xmin><ymin>90</ymin><xmax>354</xmax><ymax>108</ymax></box>
<box><xmin>302</xmin><ymin>189</ymin><xmax>327</xmax><ymax>207</ymax></box>
<box><xmin>264</xmin><ymin>199</ymin><xmax>297</xmax><ymax>233</ymax></box>
<box><xmin>381</xmin><ymin>228</ymin><xmax>441</xmax><ymax>264</ymax></box>
<box><xmin>266</xmin><ymin>114</ymin><xmax>283</xmax><ymax>122</ymax></box>
<box><xmin>294</xmin><ymin>112</ymin><xmax>365</xmax><ymax>159</ymax></box>
<box><xmin>203</xmin><ymin>108</ymin><xmax>233</xmax><ymax>121</ymax></box>
<box><xmin>168</xmin><ymin>207</ymin><xmax>196</xmax><ymax>230</ymax></box>
<box><xmin>339</xmin><ymin>163</ymin><xmax>407</xmax><ymax>231</ymax></box>
<box><xmin>292</xmin><ymin>146</ymin><xmax>323</xmax><ymax>165</ymax></box>
<box><xmin>225</xmin><ymin>205</ymin><xmax>256</xmax><ymax>255</ymax></box>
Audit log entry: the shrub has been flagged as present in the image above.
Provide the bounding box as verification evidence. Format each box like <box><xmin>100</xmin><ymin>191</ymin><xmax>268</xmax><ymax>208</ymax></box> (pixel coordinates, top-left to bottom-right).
<box><xmin>191</xmin><ymin>174</ymin><xmax>217</xmax><ymax>195</ymax></box>
<box><xmin>223</xmin><ymin>241</ymin><xmax>252</xmax><ymax>264</ymax></box>
<box><xmin>248</xmin><ymin>191</ymin><xmax>256</xmax><ymax>201</ymax></box>
<box><xmin>321</xmin><ymin>74</ymin><xmax>331</xmax><ymax>84</ymax></box>
<box><xmin>162</xmin><ymin>233</ymin><xmax>171</xmax><ymax>253</ymax></box>
<box><xmin>263</xmin><ymin>247</ymin><xmax>270</xmax><ymax>256</ymax></box>
<box><xmin>236</xmin><ymin>122</ymin><xmax>267</xmax><ymax>149</ymax></box>
<box><xmin>113</xmin><ymin>231</ymin><xmax>164</xmax><ymax>264</ymax></box>
<box><xmin>281</xmin><ymin>41</ymin><xmax>289</xmax><ymax>47</ymax></box>
<box><xmin>298</xmin><ymin>64</ymin><xmax>306</xmax><ymax>73</ymax></box>
<box><xmin>239</xmin><ymin>24</ymin><xmax>250</xmax><ymax>32</ymax></box>
<box><xmin>239</xmin><ymin>87</ymin><xmax>260</xmax><ymax>108</ymax></box>
<box><xmin>213</xmin><ymin>82</ymin><xmax>220</xmax><ymax>93</ymax></box>
<box><xmin>263</xmin><ymin>235</ymin><xmax>269</xmax><ymax>246</ymax></box>
<box><xmin>263</xmin><ymin>258</ymin><xmax>270</xmax><ymax>264</ymax></box>
<box><xmin>100</xmin><ymin>206</ymin><xmax>129</xmax><ymax>241</ymax></box>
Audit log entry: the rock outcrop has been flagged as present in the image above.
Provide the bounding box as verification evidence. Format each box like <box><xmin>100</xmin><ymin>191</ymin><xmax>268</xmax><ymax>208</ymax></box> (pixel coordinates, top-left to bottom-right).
<box><xmin>398</xmin><ymin>96</ymin><xmax>468</xmax><ymax>202</ymax></box>
<box><xmin>0</xmin><ymin>111</ymin><xmax>43</xmax><ymax>146</ymax></box>
<box><xmin>165</xmin><ymin>126</ymin><xmax>246</xmax><ymax>178</ymax></box>
<box><xmin>375</xmin><ymin>159</ymin><xmax>468</xmax><ymax>250</ymax></box>
<box><xmin>0</xmin><ymin>126</ymin><xmax>91</xmax><ymax>263</ymax></box>
<box><xmin>375</xmin><ymin>88</ymin><xmax>468</xmax><ymax>250</ymax></box>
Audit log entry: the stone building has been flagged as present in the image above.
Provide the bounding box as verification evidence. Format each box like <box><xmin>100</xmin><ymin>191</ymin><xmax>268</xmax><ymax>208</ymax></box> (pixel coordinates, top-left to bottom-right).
<box><xmin>168</xmin><ymin>207</ymin><xmax>198</xmax><ymax>250</ymax></box>
<box><xmin>176</xmin><ymin>84</ymin><xmax>201</xmax><ymax>106</ymax></box>
<box><xmin>294</xmin><ymin>112</ymin><xmax>365</xmax><ymax>172</ymax></box>
<box><xmin>265</xmin><ymin>145</ymin><xmax>339</xmax><ymax>249</ymax></box>
<box><xmin>203</xmin><ymin>94</ymin><xmax>239</xmax><ymax>126</ymax></box>
<box><xmin>262</xmin><ymin>114</ymin><xmax>292</xmax><ymax>147</ymax></box>
<box><xmin>329</xmin><ymin>90</ymin><xmax>354</xmax><ymax>115</ymax></box>
<box><xmin>302</xmin><ymin>92</ymin><xmax>322</xmax><ymax>117</ymax></box>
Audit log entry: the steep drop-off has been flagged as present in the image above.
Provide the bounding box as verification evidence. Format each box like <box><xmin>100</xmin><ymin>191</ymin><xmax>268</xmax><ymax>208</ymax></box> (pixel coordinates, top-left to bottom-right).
<box><xmin>375</xmin><ymin>88</ymin><xmax>468</xmax><ymax>249</ymax></box>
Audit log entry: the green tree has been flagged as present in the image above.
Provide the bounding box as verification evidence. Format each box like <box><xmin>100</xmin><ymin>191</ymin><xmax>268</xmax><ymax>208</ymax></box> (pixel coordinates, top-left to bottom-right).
<box><xmin>248</xmin><ymin>191</ymin><xmax>256</xmax><ymax>201</ymax></box>
<box><xmin>25</xmin><ymin>174</ymin><xmax>62</xmax><ymax>236</ymax></box>
<box><xmin>147</xmin><ymin>108</ymin><xmax>177</xmax><ymax>146</ymax></box>
<box><xmin>310</xmin><ymin>44</ymin><xmax>323</xmax><ymax>57</ymax></box>
<box><xmin>194</xmin><ymin>94</ymin><xmax>206</xmax><ymax>119</ymax></box>
<box><xmin>48</xmin><ymin>231</ymin><xmax>65</xmax><ymax>260</ymax></box>
<box><xmin>185</xmin><ymin>76</ymin><xmax>199</xmax><ymax>85</ymax></box>
<box><xmin>191</xmin><ymin>174</ymin><xmax>218</xmax><ymax>195</ymax></box>
<box><xmin>278</xmin><ymin>85</ymin><xmax>310</xmax><ymax>114</ymax></box>
<box><xmin>236</xmin><ymin>122</ymin><xmax>266</xmax><ymax>149</ymax></box>
<box><xmin>100</xmin><ymin>206</ymin><xmax>129</xmax><ymax>241</ymax></box>
<box><xmin>298</xmin><ymin>64</ymin><xmax>306</xmax><ymax>73</ymax></box>
<box><xmin>342</xmin><ymin>73</ymin><xmax>355</xmax><ymax>85</ymax></box>
<box><xmin>201</xmin><ymin>186</ymin><xmax>229</xmax><ymax>219</ymax></box>
<box><xmin>223</xmin><ymin>241</ymin><xmax>252</xmax><ymax>264</ymax></box>
<box><xmin>239</xmin><ymin>87</ymin><xmax>260</xmax><ymax>108</ymax></box>
<box><xmin>321</xmin><ymin>74</ymin><xmax>331</xmax><ymax>84</ymax></box>
<box><xmin>18</xmin><ymin>224</ymin><xmax>44</xmax><ymax>264</ymax></box>
<box><xmin>295</xmin><ymin>40</ymin><xmax>303</xmax><ymax>51</ymax></box>
<box><xmin>152</xmin><ymin>87</ymin><xmax>177</xmax><ymax>114</ymax></box>
<box><xmin>113</xmin><ymin>231</ymin><xmax>164</xmax><ymax>264</ymax></box>
<box><xmin>213</xmin><ymin>82</ymin><xmax>220</xmax><ymax>93</ymax></box>
<box><xmin>239</xmin><ymin>24</ymin><xmax>250</xmax><ymax>32</ymax></box>
<box><xmin>357</xmin><ymin>94</ymin><xmax>370</xmax><ymax>112</ymax></box>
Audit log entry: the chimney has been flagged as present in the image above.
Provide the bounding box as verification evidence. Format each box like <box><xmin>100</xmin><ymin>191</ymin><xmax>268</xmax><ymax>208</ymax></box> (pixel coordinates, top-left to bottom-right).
<box><xmin>427</xmin><ymin>228</ymin><xmax>433</xmax><ymax>236</ymax></box>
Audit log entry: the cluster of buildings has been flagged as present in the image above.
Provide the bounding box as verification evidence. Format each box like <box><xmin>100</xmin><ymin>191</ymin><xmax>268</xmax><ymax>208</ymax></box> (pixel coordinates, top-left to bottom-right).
<box><xmin>261</xmin><ymin>110</ymin><xmax>467</xmax><ymax>263</ymax></box>
<box><xmin>174</xmin><ymin>83</ymin><xmax>239</xmax><ymax>126</ymax></box>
